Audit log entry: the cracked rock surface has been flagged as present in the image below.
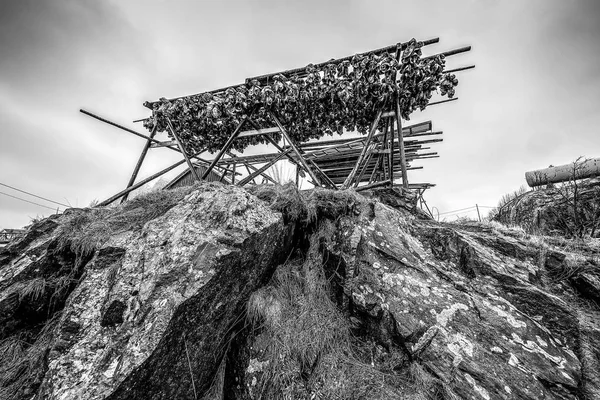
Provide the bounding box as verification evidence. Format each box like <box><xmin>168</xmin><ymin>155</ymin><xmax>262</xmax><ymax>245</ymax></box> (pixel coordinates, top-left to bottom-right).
<box><xmin>1</xmin><ymin>183</ymin><xmax>599</xmax><ymax>399</ymax></box>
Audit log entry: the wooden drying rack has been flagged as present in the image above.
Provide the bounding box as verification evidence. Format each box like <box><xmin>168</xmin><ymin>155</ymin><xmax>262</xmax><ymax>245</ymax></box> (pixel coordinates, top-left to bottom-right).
<box><xmin>80</xmin><ymin>36</ymin><xmax>473</xmax><ymax>208</ymax></box>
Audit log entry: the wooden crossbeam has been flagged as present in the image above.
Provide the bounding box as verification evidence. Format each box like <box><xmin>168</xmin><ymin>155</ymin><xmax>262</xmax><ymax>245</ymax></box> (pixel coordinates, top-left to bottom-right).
<box><xmin>237</xmin><ymin>150</ymin><xmax>292</xmax><ymax>186</ymax></box>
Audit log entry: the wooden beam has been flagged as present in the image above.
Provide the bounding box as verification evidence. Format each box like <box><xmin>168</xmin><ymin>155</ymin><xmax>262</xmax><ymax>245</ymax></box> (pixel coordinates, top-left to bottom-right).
<box><xmin>269</xmin><ymin>111</ymin><xmax>322</xmax><ymax>187</ymax></box>
<box><xmin>99</xmin><ymin>150</ymin><xmax>203</xmax><ymax>206</ymax></box>
<box><xmin>226</xmin><ymin>151</ymin><xmax>279</xmax><ymax>185</ymax></box>
<box><xmin>237</xmin><ymin>150</ymin><xmax>292</xmax><ymax>186</ymax></box>
<box><xmin>354</xmin><ymin>144</ymin><xmax>377</xmax><ymax>188</ymax></box>
<box><xmin>388</xmin><ymin>116</ymin><xmax>395</xmax><ymax>186</ymax></box>
<box><xmin>342</xmin><ymin>108</ymin><xmax>384</xmax><ymax>189</ymax></box>
<box><xmin>150</xmin><ymin>140</ymin><xmax>177</xmax><ymax>148</ymax></box>
<box><xmin>394</xmin><ymin>96</ymin><xmax>409</xmax><ymax>189</ymax></box>
<box><xmin>309</xmin><ymin>159</ymin><xmax>337</xmax><ymax>189</ymax></box>
<box><xmin>237</xmin><ymin>126</ymin><xmax>281</xmax><ymax>139</ymax></box>
<box><xmin>80</xmin><ymin>109</ymin><xmax>237</xmax><ymax>175</ymax></box>
<box><xmin>201</xmin><ymin>114</ymin><xmax>250</xmax><ymax>179</ymax></box>
<box><xmin>167</xmin><ymin>119</ymin><xmax>201</xmax><ymax>182</ymax></box>
<box><xmin>444</xmin><ymin>65</ymin><xmax>475</xmax><ymax>73</ymax></box>
<box><xmin>121</xmin><ymin>122</ymin><xmax>158</xmax><ymax>204</ymax></box>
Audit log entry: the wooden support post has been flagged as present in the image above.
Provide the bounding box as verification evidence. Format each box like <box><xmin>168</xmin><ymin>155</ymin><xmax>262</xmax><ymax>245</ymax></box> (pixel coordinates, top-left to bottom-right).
<box><xmin>244</xmin><ymin>165</ymin><xmax>256</xmax><ymax>184</ymax></box>
<box><xmin>231</xmin><ymin>162</ymin><xmax>236</xmax><ymax>184</ymax></box>
<box><xmin>238</xmin><ymin>150</ymin><xmax>292</xmax><ymax>186</ymax></box>
<box><xmin>380</xmin><ymin>121</ymin><xmax>389</xmax><ymax>182</ymax></box>
<box><xmin>166</xmin><ymin>119</ymin><xmax>201</xmax><ymax>182</ymax></box>
<box><xmin>295</xmin><ymin>165</ymin><xmax>300</xmax><ymax>187</ymax></box>
<box><xmin>98</xmin><ymin>150</ymin><xmax>203</xmax><ymax>206</ymax></box>
<box><xmin>269</xmin><ymin>111</ymin><xmax>322</xmax><ymax>187</ymax></box>
<box><xmin>388</xmin><ymin>116</ymin><xmax>395</xmax><ymax>186</ymax></box>
<box><xmin>368</xmin><ymin>154</ymin><xmax>382</xmax><ymax>184</ymax></box>
<box><xmin>201</xmin><ymin>115</ymin><xmax>250</xmax><ymax>179</ymax></box>
<box><xmin>354</xmin><ymin>144</ymin><xmax>376</xmax><ymax>188</ymax></box>
<box><xmin>394</xmin><ymin>97</ymin><xmax>409</xmax><ymax>189</ymax></box>
<box><xmin>121</xmin><ymin>122</ymin><xmax>158</xmax><ymax>203</ymax></box>
<box><xmin>342</xmin><ymin>108</ymin><xmax>384</xmax><ymax>189</ymax></box>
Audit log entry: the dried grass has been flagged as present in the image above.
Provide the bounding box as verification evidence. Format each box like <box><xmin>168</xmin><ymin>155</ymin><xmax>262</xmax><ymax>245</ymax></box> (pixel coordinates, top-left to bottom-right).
<box><xmin>56</xmin><ymin>185</ymin><xmax>196</xmax><ymax>257</ymax></box>
<box><xmin>245</xmin><ymin>224</ymin><xmax>415</xmax><ymax>399</ymax></box>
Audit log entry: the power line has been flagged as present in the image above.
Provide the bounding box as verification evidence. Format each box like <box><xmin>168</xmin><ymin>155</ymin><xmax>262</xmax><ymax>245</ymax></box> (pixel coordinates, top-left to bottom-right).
<box><xmin>0</xmin><ymin>182</ymin><xmax>70</xmax><ymax>208</ymax></box>
<box><xmin>0</xmin><ymin>190</ymin><xmax>61</xmax><ymax>212</ymax></box>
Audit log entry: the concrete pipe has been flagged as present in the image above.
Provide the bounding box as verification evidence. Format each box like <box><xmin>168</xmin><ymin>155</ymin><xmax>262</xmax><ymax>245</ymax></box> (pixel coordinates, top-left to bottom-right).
<box><xmin>525</xmin><ymin>158</ymin><xmax>600</xmax><ymax>187</ymax></box>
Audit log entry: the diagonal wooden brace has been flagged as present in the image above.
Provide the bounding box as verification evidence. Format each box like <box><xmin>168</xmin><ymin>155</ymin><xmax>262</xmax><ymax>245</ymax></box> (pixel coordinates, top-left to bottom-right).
<box><xmin>237</xmin><ymin>149</ymin><xmax>292</xmax><ymax>186</ymax></box>
<box><xmin>268</xmin><ymin>111</ymin><xmax>322</xmax><ymax>187</ymax></box>
<box><xmin>121</xmin><ymin>121</ymin><xmax>158</xmax><ymax>203</ymax></box>
<box><xmin>342</xmin><ymin>108</ymin><xmax>384</xmax><ymax>189</ymax></box>
<box><xmin>166</xmin><ymin>118</ymin><xmax>201</xmax><ymax>182</ymax></box>
<box><xmin>201</xmin><ymin>114</ymin><xmax>251</xmax><ymax>180</ymax></box>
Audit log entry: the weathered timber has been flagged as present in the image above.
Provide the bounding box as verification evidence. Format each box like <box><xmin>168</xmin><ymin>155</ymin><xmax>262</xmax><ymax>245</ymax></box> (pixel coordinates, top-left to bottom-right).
<box><xmin>394</xmin><ymin>96</ymin><xmax>409</xmax><ymax>189</ymax></box>
<box><xmin>80</xmin><ymin>109</ymin><xmax>236</xmax><ymax>175</ymax></box>
<box><xmin>354</xmin><ymin>144</ymin><xmax>377</xmax><ymax>188</ymax></box>
<box><xmin>445</xmin><ymin>65</ymin><xmax>475</xmax><ymax>73</ymax></box>
<box><xmin>525</xmin><ymin>158</ymin><xmax>600</xmax><ymax>187</ymax></box>
<box><xmin>237</xmin><ymin>126</ymin><xmax>281</xmax><ymax>139</ymax></box>
<box><xmin>342</xmin><ymin>108</ymin><xmax>384</xmax><ymax>189</ymax></box>
<box><xmin>309</xmin><ymin>160</ymin><xmax>338</xmax><ymax>189</ymax></box>
<box><xmin>269</xmin><ymin>111</ymin><xmax>322</xmax><ymax>187</ymax></box>
<box><xmin>99</xmin><ymin>150</ymin><xmax>203</xmax><ymax>206</ymax></box>
<box><xmin>237</xmin><ymin>150</ymin><xmax>292</xmax><ymax>186</ymax></box>
<box><xmin>121</xmin><ymin>122</ymin><xmax>158</xmax><ymax>203</ymax></box>
<box><xmin>166</xmin><ymin>119</ymin><xmax>201</xmax><ymax>182</ymax></box>
<box><xmin>389</xmin><ymin>116</ymin><xmax>395</xmax><ymax>186</ymax></box>
<box><xmin>201</xmin><ymin>114</ymin><xmax>250</xmax><ymax>179</ymax></box>
<box><xmin>225</xmin><ymin>151</ymin><xmax>278</xmax><ymax>185</ymax></box>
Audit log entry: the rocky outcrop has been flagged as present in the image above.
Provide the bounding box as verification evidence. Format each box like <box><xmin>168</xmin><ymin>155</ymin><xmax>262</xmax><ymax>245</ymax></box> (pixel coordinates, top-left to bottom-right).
<box><xmin>1</xmin><ymin>182</ymin><xmax>599</xmax><ymax>399</ymax></box>
<box><xmin>495</xmin><ymin>178</ymin><xmax>600</xmax><ymax>238</ymax></box>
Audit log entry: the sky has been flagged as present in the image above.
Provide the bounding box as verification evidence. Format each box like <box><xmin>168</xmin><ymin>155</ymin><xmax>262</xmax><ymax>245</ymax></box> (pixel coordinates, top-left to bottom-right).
<box><xmin>1</xmin><ymin>0</ymin><xmax>599</xmax><ymax>228</ymax></box>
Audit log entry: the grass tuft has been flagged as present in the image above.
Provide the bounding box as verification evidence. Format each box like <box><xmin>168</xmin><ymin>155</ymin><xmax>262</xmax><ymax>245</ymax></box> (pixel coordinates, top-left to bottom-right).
<box><xmin>56</xmin><ymin>185</ymin><xmax>196</xmax><ymax>257</ymax></box>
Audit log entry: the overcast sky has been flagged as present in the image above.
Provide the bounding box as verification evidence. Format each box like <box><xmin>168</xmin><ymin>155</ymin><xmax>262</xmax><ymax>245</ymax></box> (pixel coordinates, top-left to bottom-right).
<box><xmin>1</xmin><ymin>0</ymin><xmax>599</xmax><ymax>228</ymax></box>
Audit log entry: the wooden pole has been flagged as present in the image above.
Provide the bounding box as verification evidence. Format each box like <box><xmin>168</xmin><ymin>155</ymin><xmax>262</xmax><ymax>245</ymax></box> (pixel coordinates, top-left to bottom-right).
<box><xmin>355</xmin><ymin>180</ymin><xmax>391</xmax><ymax>192</ymax></box>
<box><xmin>394</xmin><ymin>97</ymin><xmax>409</xmax><ymax>189</ymax></box>
<box><xmin>476</xmin><ymin>204</ymin><xmax>481</xmax><ymax>222</ymax></box>
<box><xmin>201</xmin><ymin>115</ymin><xmax>250</xmax><ymax>179</ymax></box>
<box><xmin>388</xmin><ymin>116</ymin><xmax>395</xmax><ymax>186</ymax></box>
<box><xmin>231</xmin><ymin>162</ymin><xmax>236</xmax><ymax>184</ymax></box>
<box><xmin>309</xmin><ymin>159</ymin><xmax>337</xmax><ymax>189</ymax></box>
<box><xmin>121</xmin><ymin>122</ymin><xmax>158</xmax><ymax>203</ymax></box>
<box><xmin>354</xmin><ymin>144</ymin><xmax>377</xmax><ymax>188</ymax></box>
<box><xmin>98</xmin><ymin>150</ymin><xmax>203</xmax><ymax>206</ymax></box>
<box><xmin>226</xmin><ymin>151</ymin><xmax>278</xmax><ymax>185</ymax></box>
<box><xmin>166</xmin><ymin>119</ymin><xmax>201</xmax><ymax>182</ymax></box>
<box><xmin>80</xmin><ymin>109</ymin><xmax>236</xmax><ymax>175</ymax></box>
<box><xmin>342</xmin><ymin>108</ymin><xmax>384</xmax><ymax>189</ymax></box>
<box><xmin>238</xmin><ymin>150</ymin><xmax>292</xmax><ymax>186</ymax></box>
<box><xmin>269</xmin><ymin>111</ymin><xmax>322</xmax><ymax>187</ymax></box>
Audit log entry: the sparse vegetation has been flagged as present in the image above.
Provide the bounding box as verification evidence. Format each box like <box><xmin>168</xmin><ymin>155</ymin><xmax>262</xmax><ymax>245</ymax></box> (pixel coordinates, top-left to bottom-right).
<box><xmin>246</xmin><ymin>182</ymin><xmax>362</xmax><ymax>225</ymax></box>
<box><xmin>56</xmin><ymin>185</ymin><xmax>197</xmax><ymax>257</ymax></box>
